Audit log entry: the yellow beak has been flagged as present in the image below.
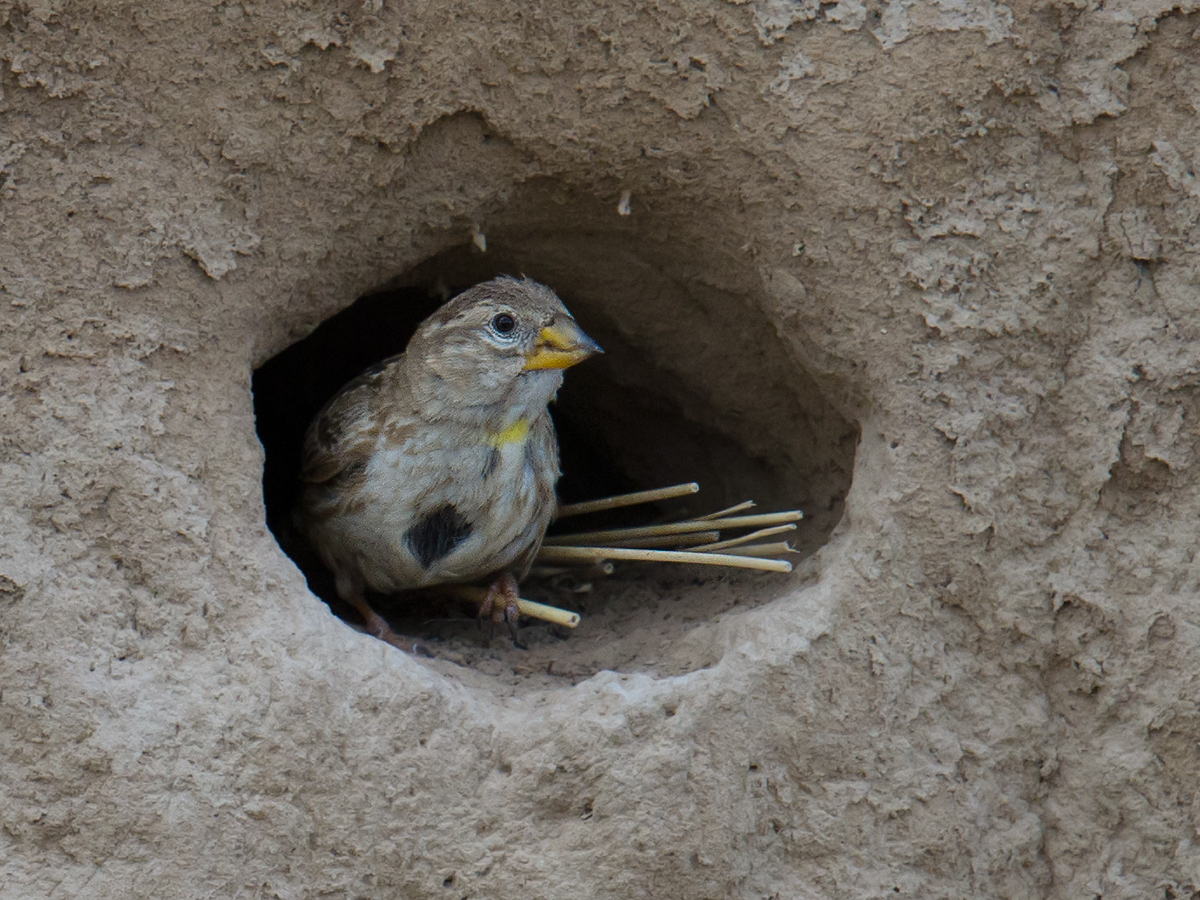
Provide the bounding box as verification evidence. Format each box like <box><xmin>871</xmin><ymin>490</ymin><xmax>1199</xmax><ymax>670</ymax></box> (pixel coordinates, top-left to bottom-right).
<box><xmin>523</xmin><ymin>320</ymin><xmax>603</xmax><ymax>371</ymax></box>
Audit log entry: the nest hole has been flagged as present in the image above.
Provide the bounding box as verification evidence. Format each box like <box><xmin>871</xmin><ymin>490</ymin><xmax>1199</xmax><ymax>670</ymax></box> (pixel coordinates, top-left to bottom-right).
<box><xmin>254</xmin><ymin>203</ymin><xmax>857</xmax><ymax>682</ymax></box>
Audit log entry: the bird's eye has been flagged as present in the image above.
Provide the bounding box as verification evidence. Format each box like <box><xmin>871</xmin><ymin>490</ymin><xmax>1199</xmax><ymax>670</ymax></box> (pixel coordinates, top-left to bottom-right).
<box><xmin>491</xmin><ymin>313</ymin><xmax>516</xmax><ymax>334</ymax></box>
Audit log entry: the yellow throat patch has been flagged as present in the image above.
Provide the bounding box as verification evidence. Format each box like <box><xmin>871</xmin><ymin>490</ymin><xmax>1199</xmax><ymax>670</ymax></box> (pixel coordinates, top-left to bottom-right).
<box><xmin>489</xmin><ymin>419</ymin><xmax>531</xmax><ymax>447</ymax></box>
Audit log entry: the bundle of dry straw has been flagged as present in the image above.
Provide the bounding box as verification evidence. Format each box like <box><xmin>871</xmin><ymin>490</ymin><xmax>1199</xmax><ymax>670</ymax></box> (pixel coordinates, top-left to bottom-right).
<box><xmin>512</xmin><ymin>483</ymin><xmax>802</xmax><ymax>628</ymax></box>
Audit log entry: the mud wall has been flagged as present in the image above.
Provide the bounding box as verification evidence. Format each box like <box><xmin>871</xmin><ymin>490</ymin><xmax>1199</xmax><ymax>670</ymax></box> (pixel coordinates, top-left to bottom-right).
<box><xmin>2</xmin><ymin>1</ymin><xmax>1199</xmax><ymax>897</ymax></box>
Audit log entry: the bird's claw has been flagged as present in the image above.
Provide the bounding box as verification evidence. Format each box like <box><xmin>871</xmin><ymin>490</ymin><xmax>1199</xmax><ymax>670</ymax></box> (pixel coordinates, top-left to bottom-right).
<box><xmin>477</xmin><ymin>572</ymin><xmax>523</xmax><ymax>648</ymax></box>
<box><xmin>354</xmin><ymin>599</ymin><xmax>432</xmax><ymax>656</ymax></box>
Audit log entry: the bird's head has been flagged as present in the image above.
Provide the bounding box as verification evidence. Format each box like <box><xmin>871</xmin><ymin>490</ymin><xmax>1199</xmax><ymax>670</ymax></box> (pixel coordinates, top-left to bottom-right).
<box><xmin>410</xmin><ymin>276</ymin><xmax>602</xmax><ymax>409</ymax></box>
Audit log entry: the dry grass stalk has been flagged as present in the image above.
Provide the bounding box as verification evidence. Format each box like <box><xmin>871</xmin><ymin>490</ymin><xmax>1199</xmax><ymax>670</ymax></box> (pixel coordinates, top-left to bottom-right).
<box><xmin>713</xmin><ymin>541</ymin><xmax>796</xmax><ymax>558</ymax></box>
<box><xmin>698</xmin><ymin>500</ymin><xmax>756</xmax><ymax>520</ymax></box>
<box><xmin>556</xmin><ymin>482</ymin><xmax>699</xmax><ymax>518</ymax></box>
<box><xmin>541</xmin><ymin>511</ymin><xmax>803</xmax><ymax>546</ymax></box>
<box><xmin>535</xmin><ymin>545</ymin><xmax>793</xmax><ymax>573</ymax></box>
<box><xmin>450</xmin><ymin>585</ymin><xmax>581</xmax><ymax>628</ymax></box>
<box><xmin>590</xmin><ymin>530</ymin><xmax>721</xmax><ymax>550</ymax></box>
<box><xmin>516</xmin><ymin>599</ymin><xmax>581</xmax><ymax>628</ymax></box>
<box><xmin>689</xmin><ymin>524</ymin><xmax>797</xmax><ymax>552</ymax></box>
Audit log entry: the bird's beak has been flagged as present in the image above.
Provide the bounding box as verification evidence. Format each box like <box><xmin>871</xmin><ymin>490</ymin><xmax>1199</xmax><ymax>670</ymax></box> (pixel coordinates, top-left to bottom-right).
<box><xmin>523</xmin><ymin>320</ymin><xmax>603</xmax><ymax>371</ymax></box>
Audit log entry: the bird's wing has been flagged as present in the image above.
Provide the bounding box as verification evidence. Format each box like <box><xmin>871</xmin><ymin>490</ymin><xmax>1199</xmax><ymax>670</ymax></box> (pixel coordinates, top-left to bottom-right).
<box><xmin>299</xmin><ymin>352</ymin><xmax>406</xmax><ymax>485</ymax></box>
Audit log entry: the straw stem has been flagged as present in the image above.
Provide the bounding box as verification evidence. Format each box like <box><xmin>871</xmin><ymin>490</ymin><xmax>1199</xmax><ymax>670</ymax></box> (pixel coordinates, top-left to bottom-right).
<box><xmin>698</xmin><ymin>500</ymin><xmax>756</xmax><ymax>520</ymax></box>
<box><xmin>689</xmin><ymin>524</ymin><xmax>797</xmax><ymax>552</ymax></box>
<box><xmin>555</xmin><ymin>482</ymin><xmax>700</xmax><ymax>518</ymax></box>
<box><xmin>517</xmin><ymin>599</ymin><xmax>580</xmax><ymax>628</ymax></box>
<box><xmin>587</xmin><ymin>531</ymin><xmax>721</xmax><ymax>549</ymax></box>
<box><xmin>542</xmin><ymin>511</ymin><xmax>803</xmax><ymax>546</ymax></box>
<box><xmin>707</xmin><ymin>541</ymin><xmax>796</xmax><ymax>558</ymax></box>
<box><xmin>448</xmin><ymin>585</ymin><xmax>581</xmax><ymax>628</ymax></box>
<box><xmin>535</xmin><ymin>545</ymin><xmax>793</xmax><ymax>573</ymax></box>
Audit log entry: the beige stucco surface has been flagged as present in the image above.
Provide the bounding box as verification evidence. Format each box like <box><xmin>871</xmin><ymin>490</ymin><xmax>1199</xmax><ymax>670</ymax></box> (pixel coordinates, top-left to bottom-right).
<box><xmin>3</xmin><ymin>1</ymin><xmax>1200</xmax><ymax>897</ymax></box>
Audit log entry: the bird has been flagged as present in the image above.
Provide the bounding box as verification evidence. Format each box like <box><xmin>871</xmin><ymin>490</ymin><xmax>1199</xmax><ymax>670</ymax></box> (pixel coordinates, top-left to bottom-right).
<box><xmin>294</xmin><ymin>276</ymin><xmax>602</xmax><ymax>653</ymax></box>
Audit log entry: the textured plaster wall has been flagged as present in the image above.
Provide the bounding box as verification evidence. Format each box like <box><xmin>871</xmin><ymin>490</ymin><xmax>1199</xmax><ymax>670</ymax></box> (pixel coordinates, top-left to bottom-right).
<box><xmin>2</xmin><ymin>0</ymin><xmax>1199</xmax><ymax>898</ymax></box>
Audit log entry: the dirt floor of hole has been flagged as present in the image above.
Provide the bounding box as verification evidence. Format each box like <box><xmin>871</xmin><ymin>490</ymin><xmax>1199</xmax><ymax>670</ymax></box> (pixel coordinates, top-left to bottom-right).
<box><xmin>313</xmin><ymin>561</ymin><xmax>817</xmax><ymax>692</ymax></box>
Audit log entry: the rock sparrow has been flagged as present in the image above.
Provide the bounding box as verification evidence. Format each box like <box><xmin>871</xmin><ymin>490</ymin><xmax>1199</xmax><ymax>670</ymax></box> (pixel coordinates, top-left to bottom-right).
<box><xmin>296</xmin><ymin>277</ymin><xmax>602</xmax><ymax>652</ymax></box>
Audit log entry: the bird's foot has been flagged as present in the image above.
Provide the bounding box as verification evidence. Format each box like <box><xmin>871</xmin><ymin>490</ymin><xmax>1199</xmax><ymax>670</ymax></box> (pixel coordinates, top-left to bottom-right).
<box><xmin>353</xmin><ymin>597</ymin><xmax>432</xmax><ymax>656</ymax></box>
<box><xmin>477</xmin><ymin>571</ymin><xmax>524</xmax><ymax>648</ymax></box>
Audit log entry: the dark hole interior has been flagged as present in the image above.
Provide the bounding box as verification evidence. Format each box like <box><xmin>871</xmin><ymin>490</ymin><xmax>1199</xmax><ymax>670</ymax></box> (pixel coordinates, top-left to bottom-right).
<box><xmin>253</xmin><ymin>198</ymin><xmax>858</xmax><ymax>679</ymax></box>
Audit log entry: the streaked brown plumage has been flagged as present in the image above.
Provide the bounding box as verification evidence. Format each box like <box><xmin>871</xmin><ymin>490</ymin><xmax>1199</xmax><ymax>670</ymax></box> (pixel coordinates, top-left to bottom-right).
<box><xmin>295</xmin><ymin>277</ymin><xmax>601</xmax><ymax>652</ymax></box>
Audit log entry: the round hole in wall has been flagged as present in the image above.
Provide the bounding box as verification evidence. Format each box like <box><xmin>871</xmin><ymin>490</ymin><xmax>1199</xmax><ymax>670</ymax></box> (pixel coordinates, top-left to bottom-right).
<box><xmin>253</xmin><ymin>186</ymin><xmax>858</xmax><ymax>684</ymax></box>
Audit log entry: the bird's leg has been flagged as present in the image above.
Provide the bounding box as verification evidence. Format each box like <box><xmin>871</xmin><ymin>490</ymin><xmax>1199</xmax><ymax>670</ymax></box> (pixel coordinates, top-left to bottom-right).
<box><xmin>477</xmin><ymin>570</ymin><xmax>523</xmax><ymax>647</ymax></box>
<box><xmin>336</xmin><ymin>570</ymin><xmax>429</xmax><ymax>655</ymax></box>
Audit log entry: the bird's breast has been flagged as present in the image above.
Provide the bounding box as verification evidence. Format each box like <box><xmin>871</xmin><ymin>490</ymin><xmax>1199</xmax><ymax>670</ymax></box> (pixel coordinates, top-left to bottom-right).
<box><xmin>473</xmin><ymin>421</ymin><xmax>546</xmax><ymax>539</ymax></box>
<box><xmin>307</xmin><ymin>415</ymin><xmax>556</xmax><ymax>592</ymax></box>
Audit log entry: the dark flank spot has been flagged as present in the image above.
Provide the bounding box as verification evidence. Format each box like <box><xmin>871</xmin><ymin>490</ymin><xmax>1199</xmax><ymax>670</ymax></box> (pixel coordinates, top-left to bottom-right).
<box><xmin>405</xmin><ymin>504</ymin><xmax>472</xmax><ymax>569</ymax></box>
<box><xmin>482</xmin><ymin>447</ymin><xmax>500</xmax><ymax>480</ymax></box>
